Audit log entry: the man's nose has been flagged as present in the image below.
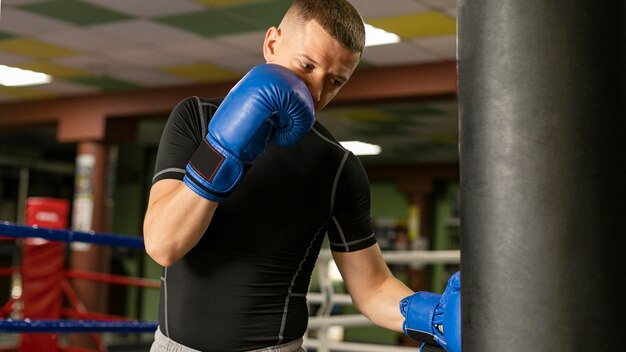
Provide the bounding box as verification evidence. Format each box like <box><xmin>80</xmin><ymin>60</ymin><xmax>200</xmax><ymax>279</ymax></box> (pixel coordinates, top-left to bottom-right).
<box><xmin>306</xmin><ymin>78</ymin><xmax>323</xmax><ymax>103</ymax></box>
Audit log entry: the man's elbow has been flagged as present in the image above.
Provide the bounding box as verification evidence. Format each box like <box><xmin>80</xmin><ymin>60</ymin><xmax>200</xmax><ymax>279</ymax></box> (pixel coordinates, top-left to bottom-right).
<box><xmin>349</xmin><ymin>293</ymin><xmax>368</xmax><ymax>317</ymax></box>
<box><xmin>145</xmin><ymin>245</ymin><xmax>175</xmax><ymax>267</ymax></box>
<box><xmin>143</xmin><ymin>226</ymin><xmax>178</xmax><ymax>267</ymax></box>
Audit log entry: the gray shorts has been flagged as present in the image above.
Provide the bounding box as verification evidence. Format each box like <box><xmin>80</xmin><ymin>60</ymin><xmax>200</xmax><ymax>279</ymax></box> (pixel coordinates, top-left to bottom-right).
<box><xmin>150</xmin><ymin>327</ymin><xmax>305</xmax><ymax>352</ymax></box>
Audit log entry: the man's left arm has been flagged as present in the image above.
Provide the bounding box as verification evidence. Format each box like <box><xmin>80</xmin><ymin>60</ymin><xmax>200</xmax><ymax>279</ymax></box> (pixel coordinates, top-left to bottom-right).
<box><xmin>333</xmin><ymin>245</ymin><xmax>461</xmax><ymax>352</ymax></box>
<box><xmin>328</xmin><ymin>152</ymin><xmax>459</xmax><ymax>351</ymax></box>
<box><xmin>331</xmin><ymin>243</ymin><xmax>412</xmax><ymax>332</ymax></box>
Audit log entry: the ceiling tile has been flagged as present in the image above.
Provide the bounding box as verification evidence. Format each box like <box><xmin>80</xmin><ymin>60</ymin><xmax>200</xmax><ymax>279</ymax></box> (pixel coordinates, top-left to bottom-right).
<box><xmin>219</xmin><ymin>0</ymin><xmax>291</xmax><ymax>28</ymax></box>
<box><xmin>82</xmin><ymin>0</ymin><xmax>207</xmax><ymax>17</ymax></box>
<box><xmin>156</xmin><ymin>9</ymin><xmax>262</xmax><ymax>37</ymax></box>
<box><xmin>0</xmin><ymin>0</ymin><xmax>461</xmax><ymax>125</ymax></box>
<box><xmin>51</xmin><ymin>54</ymin><xmax>129</xmax><ymax>74</ymax></box>
<box><xmin>163</xmin><ymin>38</ymin><xmax>248</xmax><ymax>61</ymax></box>
<box><xmin>206</xmin><ymin>52</ymin><xmax>264</xmax><ymax>73</ymax></box>
<box><xmin>316</xmin><ymin>99</ymin><xmax>460</xmax><ymax>165</ymax></box>
<box><xmin>410</xmin><ymin>35</ymin><xmax>456</xmax><ymax>59</ymax></box>
<box><xmin>350</xmin><ymin>0</ymin><xmax>428</xmax><ymax>19</ymax></box>
<box><xmin>103</xmin><ymin>47</ymin><xmax>192</xmax><ymax>68</ymax></box>
<box><xmin>15</xmin><ymin>62</ymin><xmax>90</xmax><ymax>78</ymax></box>
<box><xmin>106</xmin><ymin>68</ymin><xmax>193</xmax><ymax>87</ymax></box>
<box><xmin>35</xmin><ymin>80</ymin><xmax>100</xmax><ymax>95</ymax></box>
<box><xmin>194</xmin><ymin>0</ymin><xmax>270</xmax><ymax>8</ymax></box>
<box><xmin>34</xmin><ymin>28</ymin><xmax>130</xmax><ymax>52</ymax></box>
<box><xmin>66</xmin><ymin>76</ymin><xmax>141</xmax><ymax>92</ymax></box>
<box><xmin>161</xmin><ymin>63</ymin><xmax>241</xmax><ymax>82</ymax></box>
<box><xmin>369</xmin><ymin>12</ymin><xmax>456</xmax><ymax>38</ymax></box>
<box><xmin>0</xmin><ymin>39</ymin><xmax>78</xmax><ymax>58</ymax></box>
<box><xmin>0</xmin><ymin>30</ymin><xmax>17</xmax><ymax>41</ymax></box>
<box><xmin>213</xmin><ymin>31</ymin><xmax>266</xmax><ymax>54</ymax></box>
<box><xmin>0</xmin><ymin>51</ymin><xmax>33</xmax><ymax>65</ymax></box>
<box><xmin>17</xmin><ymin>0</ymin><xmax>132</xmax><ymax>26</ymax></box>
<box><xmin>4</xmin><ymin>0</ymin><xmax>50</xmax><ymax>4</ymax></box>
<box><xmin>418</xmin><ymin>0</ymin><xmax>458</xmax><ymax>9</ymax></box>
<box><xmin>444</xmin><ymin>5</ymin><xmax>457</xmax><ymax>18</ymax></box>
<box><xmin>0</xmin><ymin>7</ymin><xmax>74</xmax><ymax>36</ymax></box>
<box><xmin>90</xmin><ymin>19</ymin><xmax>203</xmax><ymax>45</ymax></box>
<box><xmin>362</xmin><ymin>42</ymin><xmax>440</xmax><ymax>66</ymax></box>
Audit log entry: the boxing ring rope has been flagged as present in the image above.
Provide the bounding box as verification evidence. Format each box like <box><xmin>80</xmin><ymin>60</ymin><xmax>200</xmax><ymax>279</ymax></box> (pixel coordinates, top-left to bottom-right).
<box><xmin>0</xmin><ymin>222</ymin><xmax>145</xmax><ymax>249</ymax></box>
<box><xmin>304</xmin><ymin>249</ymin><xmax>460</xmax><ymax>352</ymax></box>
<box><xmin>0</xmin><ymin>221</ymin><xmax>158</xmax><ymax>352</ymax></box>
<box><xmin>0</xmin><ymin>221</ymin><xmax>460</xmax><ymax>352</ymax></box>
<box><xmin>0</xmin><ymin>320</ymin><xmax>158</xmax><ymax>333</ymax></box>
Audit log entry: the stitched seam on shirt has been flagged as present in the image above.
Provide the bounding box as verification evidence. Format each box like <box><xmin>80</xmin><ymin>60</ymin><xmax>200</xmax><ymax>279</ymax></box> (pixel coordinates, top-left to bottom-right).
<box><xmin>277</xmin><ymin>224</ymin><xmax>325</xmax><ymax>344</ymax></box>
<box><xmin>329</xmin><ymin>232</ymin><xmax>376</xmax><ymax>249</ymax></box>
<box><xmin>331</xmin><ymin>216</ymin><xmax>350</xmax><ymax>252</ymax></box>
<box><xmin>162</xmin><ymin>268</ymin><xmax>169</xmax><ymax>337</ymax></box>
<box><xmin>330</xmin><ymin>151</ymin><xmax>349</xmax><ymax>213</ymax></box>
<box><xmin>153</xmin><ymin>168</ymin><xmax>185</xmax><ymax>182</ymax></box>
<box><xmin>312</xmin><ymin>126</ymin><xmax>345</xmax><ymax>151</ymax></box>
<box><xmin>194</xmin><ymin>96</ymin><xmax>207</xmax><ymax>135</ymax></box>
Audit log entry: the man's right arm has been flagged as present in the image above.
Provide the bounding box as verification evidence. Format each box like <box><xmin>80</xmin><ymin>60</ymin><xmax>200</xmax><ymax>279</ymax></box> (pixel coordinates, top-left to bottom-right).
<box><xmin>143</xmin><ymin>96</ymin><xmax>217</xmax><ymax>267</ymax></box>
<box><xmin>143</xmin><ymin>179</ymin><xmax>218</xmax><ymax>267</ymax></box>
<box><xmin>143</xmin><ymin>64</ymin><xmax>314</xmax><ymax>267</ymax></box>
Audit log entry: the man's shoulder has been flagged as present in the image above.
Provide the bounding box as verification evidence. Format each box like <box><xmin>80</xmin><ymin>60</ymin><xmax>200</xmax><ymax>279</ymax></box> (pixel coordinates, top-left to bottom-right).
<box><xmin>169</xmin><ymin>96</ymin><xmax>224</xmax><ymax>126</ymax></box>
<box><xmin>310</xmin><ymin>120</ymin><xmax>340</xmax><ymax>144</ymax></box>
<box><xmin>194</xmin><ymin>96</ymin><xmax>224</xmax><ymax>108</ymax></box>
<box><xmin>175</xmin><ymin>96</ymin><xmax>223</xmax><ymax>112</ymax></box>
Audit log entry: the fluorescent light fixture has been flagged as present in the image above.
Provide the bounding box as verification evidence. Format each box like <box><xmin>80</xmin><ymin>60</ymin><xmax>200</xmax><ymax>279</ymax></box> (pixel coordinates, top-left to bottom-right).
<box><xmin>0</xmin><ymin>65</ymin><xmax>53</xmax><ymax>87</ymax></box>
<box><xmin>340</xmin><ymin>141</ymin><xmax>382</xmax><ymax>156</ymax></box>
<box><xmin>364</xmin><ymin>23</ymin><xmax>401</xmax><ymax>47</ymax></box>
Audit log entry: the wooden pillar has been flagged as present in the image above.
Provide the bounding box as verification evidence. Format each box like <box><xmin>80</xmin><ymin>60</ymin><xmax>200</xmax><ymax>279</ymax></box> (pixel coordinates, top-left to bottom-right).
<box><xmin>68</xmin><ymin>141</ymin><xmax>111</xmax><ymax>348</ymax></box>
<box><xmin>396</xmin><ymin>178</ymin><xmax>433</xmax><ymax>348</ymax></box>
<box><xmin>397</xmin><ymin>178</ymin><xmax>433</xmax><ymax>292</ymax></box>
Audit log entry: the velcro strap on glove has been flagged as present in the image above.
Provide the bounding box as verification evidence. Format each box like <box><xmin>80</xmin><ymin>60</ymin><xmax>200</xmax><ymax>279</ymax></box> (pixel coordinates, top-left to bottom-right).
<box><xmin>400</xmin><ymin>292</ymin><xmax>441</xmax><ymax>346</ymax></box>
<box><xmin>183</xmin><ymin>137</ymin><xmax>245</xmax><ymax>202</ymax></box>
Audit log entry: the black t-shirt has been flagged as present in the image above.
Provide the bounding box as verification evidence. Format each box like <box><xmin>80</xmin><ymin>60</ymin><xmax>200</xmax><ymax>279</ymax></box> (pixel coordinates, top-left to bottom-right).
<box><xmin>152</xmin><ymin>96</ymin><xmax>376</xmax><ymax>351</ymax></box>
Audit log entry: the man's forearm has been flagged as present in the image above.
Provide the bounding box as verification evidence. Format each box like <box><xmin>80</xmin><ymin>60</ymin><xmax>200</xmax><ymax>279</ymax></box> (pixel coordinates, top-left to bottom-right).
<box><xmin>333</xmin><ymin>245</ymin><xmax>414</xmax><ymax>333</ymax></box>
<box><xmin>143</xmin><ymin>180</ymin><xmax>218</xmax><ymax>266</ymax></box>
<box><xmin>356</xmin><ymin>274</ymin><xmax>413</xmax><ymax>333</ymax></box>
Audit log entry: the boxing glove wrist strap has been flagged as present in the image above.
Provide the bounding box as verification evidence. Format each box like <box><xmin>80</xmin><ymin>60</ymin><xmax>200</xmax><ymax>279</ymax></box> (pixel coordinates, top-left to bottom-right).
<box><xmin>420</xmin><ymin>343</ymin><xmax>447</xmax><ymax>352</ymax></box>
<box><xmin>400</xmin><ymin>292</ymin><xmax>442</xmax><ymax>347</ymax></box>
<box><xmin>183</xmin><ymin>136</ymin><xmax>245</xmax><ymax>202</ymax></box>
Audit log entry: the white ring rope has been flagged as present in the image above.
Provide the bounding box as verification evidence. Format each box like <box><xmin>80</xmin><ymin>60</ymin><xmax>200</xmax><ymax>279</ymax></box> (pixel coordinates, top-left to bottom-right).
<box><xmin>305</xmin><ymin>249</ymin><xmax>460</xmax><ymax>352</ymax></box>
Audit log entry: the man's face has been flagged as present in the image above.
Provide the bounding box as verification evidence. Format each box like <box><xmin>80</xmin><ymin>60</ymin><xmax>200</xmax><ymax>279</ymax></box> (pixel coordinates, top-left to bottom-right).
<box><xmin>264</xmin><ymin>19</ymin><xmax>361</xmax><ymax>112</ymax></box>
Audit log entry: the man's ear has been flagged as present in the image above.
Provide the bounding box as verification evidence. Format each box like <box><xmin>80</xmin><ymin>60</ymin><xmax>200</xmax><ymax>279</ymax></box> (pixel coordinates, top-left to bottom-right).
<box><xmin>263</xmin><ymin>26</ymin><xmax>280</xmax><ymax>62</ymax></box>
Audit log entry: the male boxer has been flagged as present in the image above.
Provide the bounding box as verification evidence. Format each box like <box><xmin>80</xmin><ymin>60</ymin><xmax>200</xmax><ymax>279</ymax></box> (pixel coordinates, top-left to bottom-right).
<box><xmin>143</xmin><ymin>1</ymin><xmax>460</xmax><ymax>351</ymax></box>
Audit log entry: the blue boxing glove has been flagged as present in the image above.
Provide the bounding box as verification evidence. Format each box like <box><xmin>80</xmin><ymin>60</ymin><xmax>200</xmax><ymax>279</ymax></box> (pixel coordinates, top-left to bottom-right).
<box><xmin>183</xmin><ymin>64</ymin><xmax>315</xmax><ymax>201</ymax></box>
<box><xmin>400</xmin><ymin>271</ymin><xmax>461</xmax><ymax>352</ymax></box>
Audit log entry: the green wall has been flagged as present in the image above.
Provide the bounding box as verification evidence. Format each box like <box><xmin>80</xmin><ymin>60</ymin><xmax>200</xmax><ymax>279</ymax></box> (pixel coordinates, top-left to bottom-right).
<box><xmin>370</xmin><ymin>181</ymin><xmax>408</xmax><ymax>220</ymax></box>
<box><xmin>110</xmin><ymin>144</ymin><xmax>161</xmax><ymax>322</ymax></box>
<box><xmin>430</xmin><ymin>182</ymin><xmax>460</xmax><ymax>292</ymax></box>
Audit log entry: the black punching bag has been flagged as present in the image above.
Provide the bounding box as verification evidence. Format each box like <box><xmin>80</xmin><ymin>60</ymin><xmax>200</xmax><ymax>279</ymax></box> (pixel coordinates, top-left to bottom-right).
<box><xmin>457</xmin><ymin>0</ymin><xmax>625</xmax><ymax>351</ymax></box>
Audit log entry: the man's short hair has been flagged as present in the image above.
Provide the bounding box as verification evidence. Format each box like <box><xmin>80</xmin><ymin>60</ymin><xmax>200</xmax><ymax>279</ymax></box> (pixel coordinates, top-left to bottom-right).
<box><xmin>285</xmin><ymin>0</ymin><xmax>365</xmax><ymax>54</ymax></box>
